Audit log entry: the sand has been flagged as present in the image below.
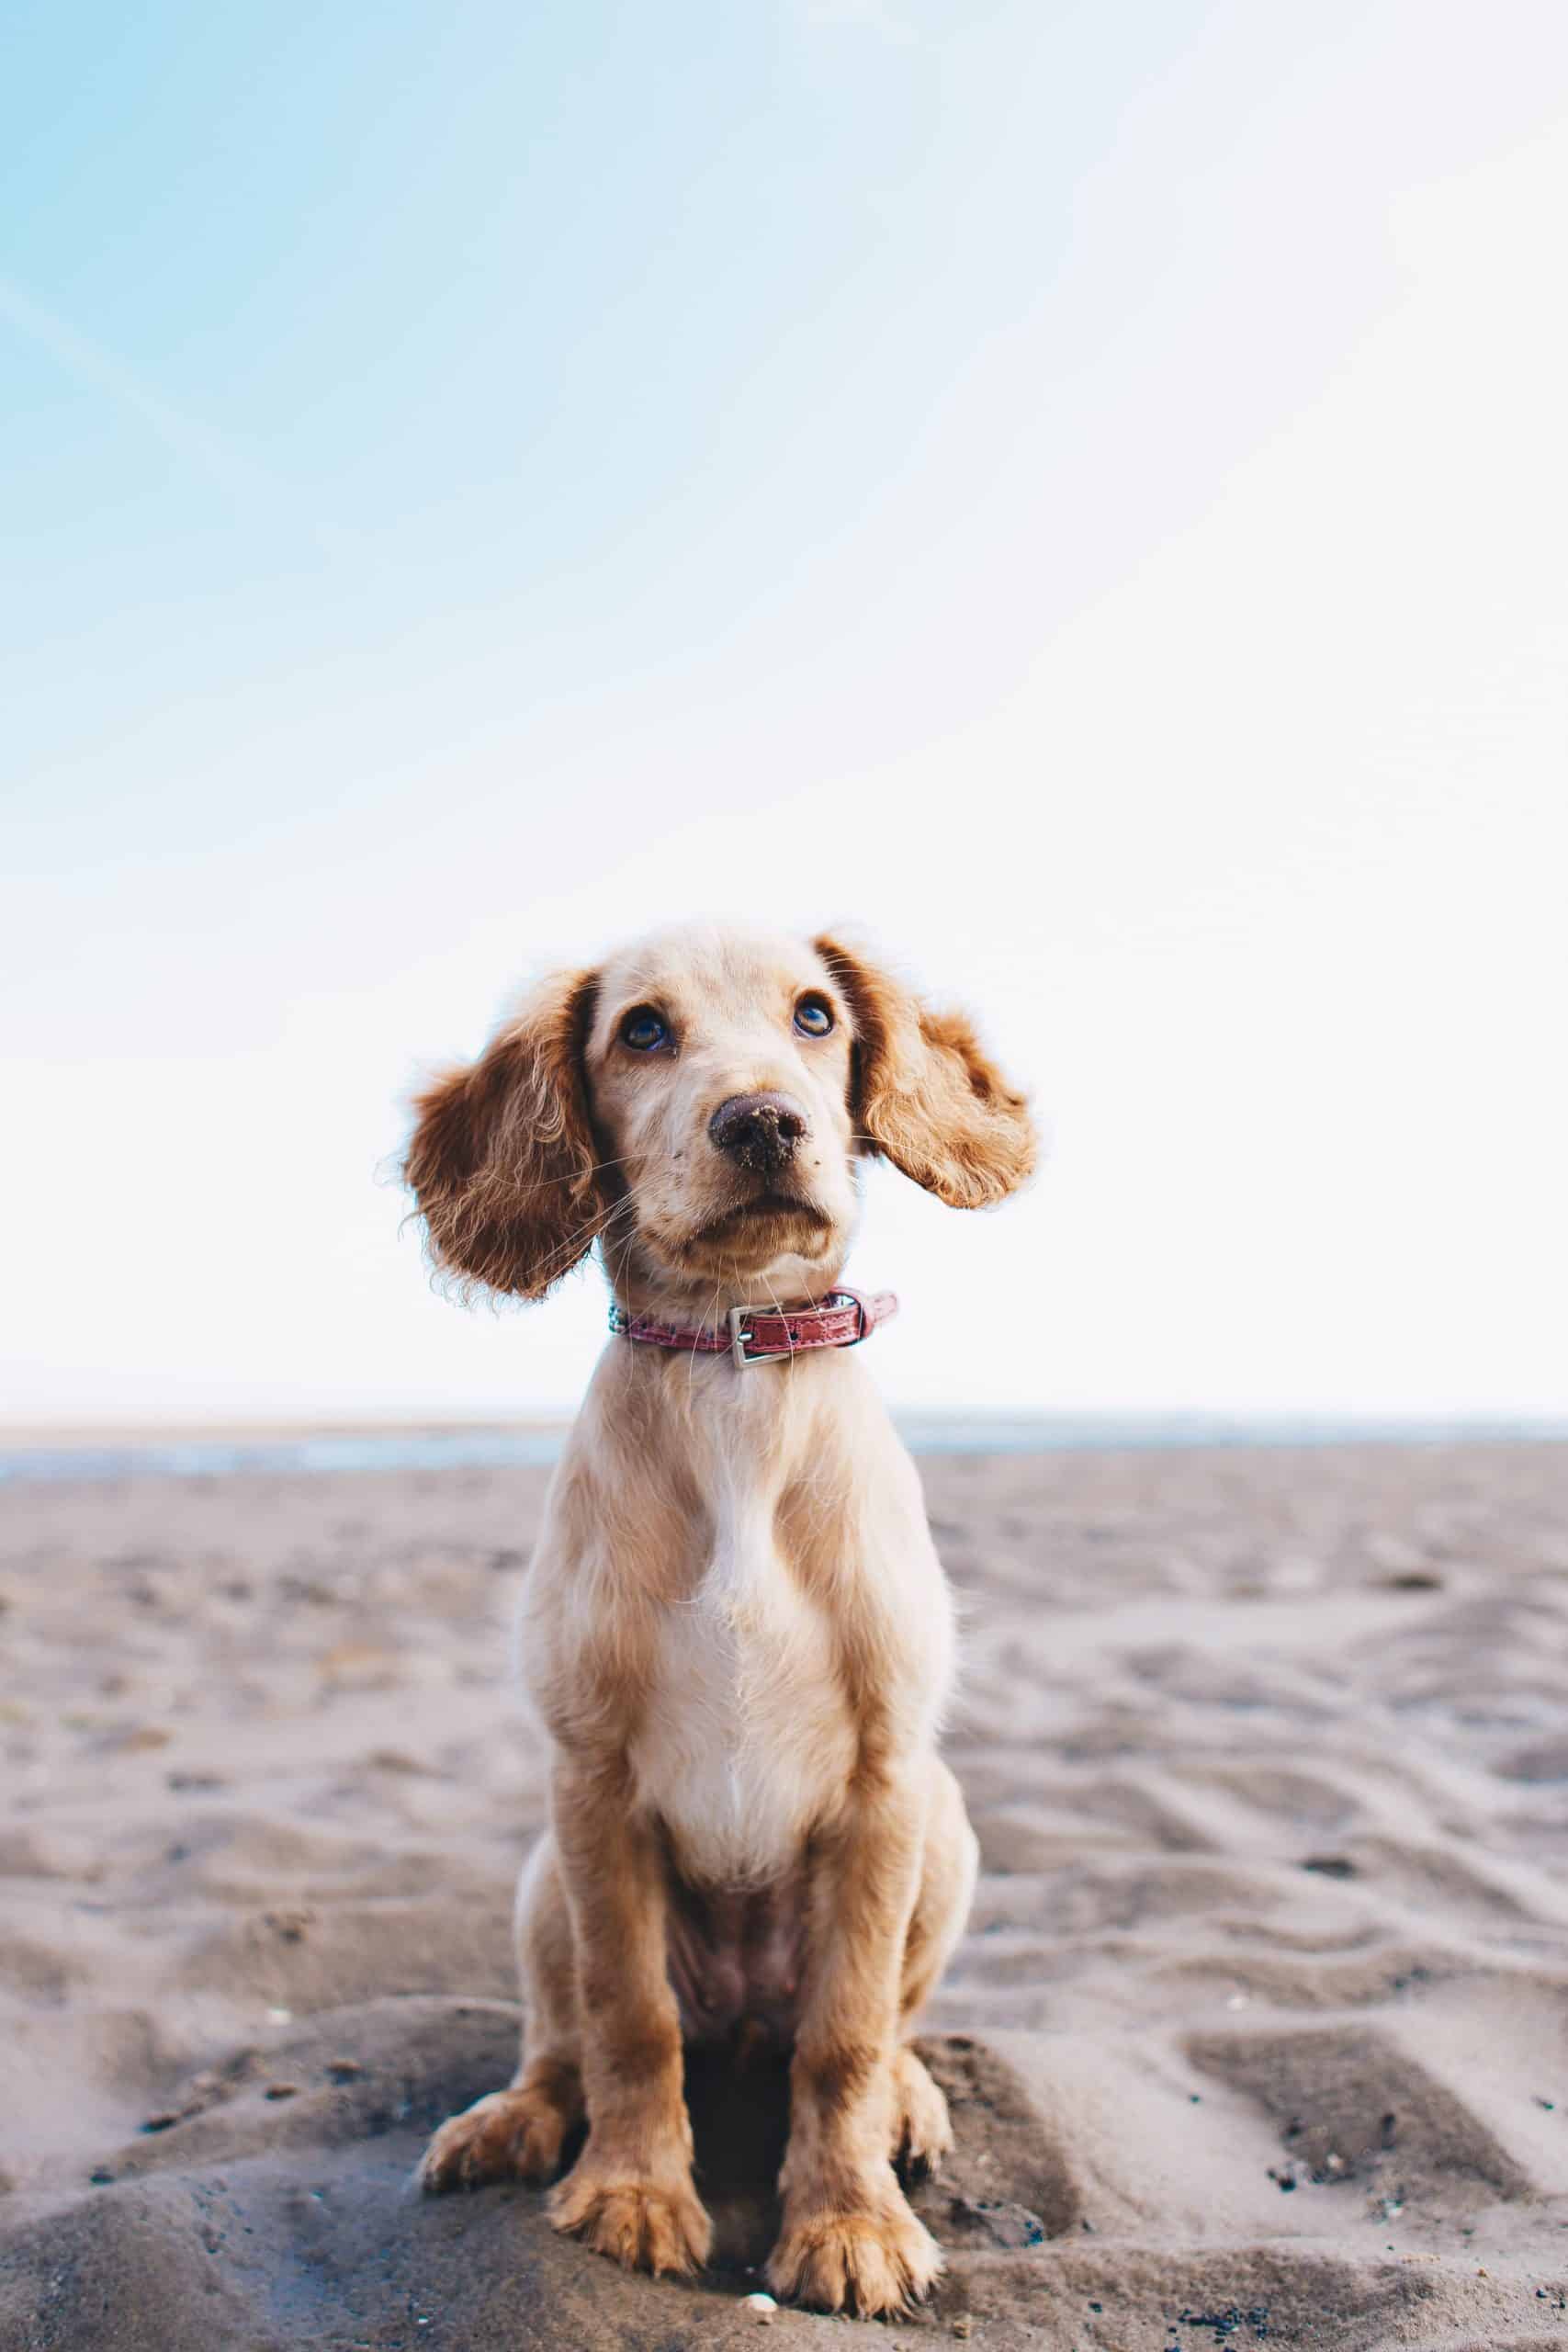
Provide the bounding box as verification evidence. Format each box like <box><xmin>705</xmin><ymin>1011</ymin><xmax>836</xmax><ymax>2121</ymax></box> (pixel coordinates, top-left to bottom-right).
<box><xmin>2</xmin><ymin>1439</ymin><xmax>1565</xmax><ymax>2350</ymax></box>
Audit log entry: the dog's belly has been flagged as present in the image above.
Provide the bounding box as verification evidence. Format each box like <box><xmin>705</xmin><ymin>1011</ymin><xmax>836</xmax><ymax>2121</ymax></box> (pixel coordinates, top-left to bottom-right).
<box><xmin>664</xmin><ymin>1868</ymin><xmax>808</xmax><ymax>2047</ymax></box>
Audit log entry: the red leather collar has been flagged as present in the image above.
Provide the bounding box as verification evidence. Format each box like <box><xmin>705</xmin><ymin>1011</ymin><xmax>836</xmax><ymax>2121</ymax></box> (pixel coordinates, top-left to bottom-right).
<box><xmin>609</xmin><ymin>1287</ymin><xmax>897</xmax><ymax>1370</ymax></box>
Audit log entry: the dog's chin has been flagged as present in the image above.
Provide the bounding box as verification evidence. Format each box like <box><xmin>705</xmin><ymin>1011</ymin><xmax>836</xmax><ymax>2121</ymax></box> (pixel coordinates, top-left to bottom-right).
<box><xmin>675</xmin><ymin>1193</ymin><xmax>841</xmax><ymax>1280</ymax></box>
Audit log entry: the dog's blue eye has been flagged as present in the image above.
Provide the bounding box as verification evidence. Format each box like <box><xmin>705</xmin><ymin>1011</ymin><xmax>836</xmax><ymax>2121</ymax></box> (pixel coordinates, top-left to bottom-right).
<box><xmin>794</xmin><ymin>996</ymin><xmax>834</xmax><ymax>1038</ymax></box>
<box><xmin>620</xmin><ymin>1007</ymin><xmax>669</xmax><ymax>1051</ymax></box>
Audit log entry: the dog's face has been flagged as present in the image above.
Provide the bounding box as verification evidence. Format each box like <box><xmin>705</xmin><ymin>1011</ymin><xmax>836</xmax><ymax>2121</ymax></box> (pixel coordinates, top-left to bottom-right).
<box><xmin>586</xmin><ymin>927</ymin><xmax>862</xmax><ymax>1296</ymax></box>
<box><xmin>406</xmin><ymin>922</ymin><xmax>1037</xmax><ymax>1311</ymax></box>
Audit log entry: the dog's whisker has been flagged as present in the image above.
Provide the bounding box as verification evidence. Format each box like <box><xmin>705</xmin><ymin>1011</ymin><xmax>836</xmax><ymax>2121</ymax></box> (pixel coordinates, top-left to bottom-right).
<box><xmin>519</xmin><ymin>1186</ymin><xmax>647</xmax><ymax>1294</ymax></box>
<box><xmin>513</xmin><ymin>1152</ymin><xmax>638</xmax><ymax>1194</ymax></box>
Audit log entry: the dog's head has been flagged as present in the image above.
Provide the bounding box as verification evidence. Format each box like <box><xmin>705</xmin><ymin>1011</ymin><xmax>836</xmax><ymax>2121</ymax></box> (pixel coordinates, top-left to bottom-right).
<box><xmin>404</xmin><ymin>923</ymin><xmax>1036</xmax><ymax>1311</ymax></box>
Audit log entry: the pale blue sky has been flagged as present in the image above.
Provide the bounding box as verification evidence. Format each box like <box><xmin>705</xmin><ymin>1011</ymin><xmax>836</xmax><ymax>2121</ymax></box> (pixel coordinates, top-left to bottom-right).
<box><xmin>5</xmin><ymin>1</ymin><xmax>1566</xmax><ymax>1422</ymax></box>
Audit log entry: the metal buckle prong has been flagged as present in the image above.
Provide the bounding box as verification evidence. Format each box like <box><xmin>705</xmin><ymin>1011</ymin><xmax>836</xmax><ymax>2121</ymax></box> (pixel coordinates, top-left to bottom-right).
<box><xmin>728</xmin><ymin>1304</ymin><xmax>788</xmax><ymax>1370</ymax></box>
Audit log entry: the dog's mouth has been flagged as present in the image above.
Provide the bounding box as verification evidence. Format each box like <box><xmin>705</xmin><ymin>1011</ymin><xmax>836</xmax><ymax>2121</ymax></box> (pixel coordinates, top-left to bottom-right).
<box><xmin>688</xmin><ymin>1192</ymin><xmax>834</xmax><ymax>1249</ymax></box>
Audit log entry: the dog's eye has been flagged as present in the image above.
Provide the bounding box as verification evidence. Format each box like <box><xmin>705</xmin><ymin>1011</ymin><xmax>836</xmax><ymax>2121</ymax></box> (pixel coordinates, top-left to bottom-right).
<box><xmin>619</xmin><ymin>1007</ymin><xmax>670</xmax><ymax>1052</ymax></box>
<box><xmin>793</xmin><ymin>995</ymin><xmax>834</xmax><ymax>1039</ymax></box>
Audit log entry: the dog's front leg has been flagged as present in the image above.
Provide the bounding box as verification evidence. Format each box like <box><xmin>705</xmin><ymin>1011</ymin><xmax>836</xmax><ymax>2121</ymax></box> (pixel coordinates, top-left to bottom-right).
<box><xmin>767</xmin><ymin>1764</ymin><xmax>941</xmax><ymax>2316</ymax></box>
<box><xmin>547</xmin><ymin>1758</ymin><xmax>712</xmax><ymax>2277</ymax></box>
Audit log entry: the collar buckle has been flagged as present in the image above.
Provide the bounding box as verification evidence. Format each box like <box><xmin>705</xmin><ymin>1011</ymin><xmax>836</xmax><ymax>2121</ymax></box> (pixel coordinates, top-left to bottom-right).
<box><xmin>728</xmin><ymin>1305</ymin><xmax>790</xmax><ymax>1370</ymax></box>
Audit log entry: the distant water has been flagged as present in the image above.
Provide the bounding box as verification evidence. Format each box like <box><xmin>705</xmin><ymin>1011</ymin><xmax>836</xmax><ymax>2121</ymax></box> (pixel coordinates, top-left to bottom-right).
<box><xmin>0</xmin><ymin>1417</ymin><xmax>1562</xmax><ymax>1486</ymax></box>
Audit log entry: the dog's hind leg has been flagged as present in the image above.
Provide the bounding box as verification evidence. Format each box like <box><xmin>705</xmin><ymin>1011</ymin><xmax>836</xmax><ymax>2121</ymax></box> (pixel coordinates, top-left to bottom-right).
<box><xmin>420</xmin><ymin>1833</ymin><xmax>584</xmax><ymax>2190</ymax></box>
<box><xmin>892</xmin><ymin>1759</ymin><xmax>978</xmax><ymax>2177</ymax></box>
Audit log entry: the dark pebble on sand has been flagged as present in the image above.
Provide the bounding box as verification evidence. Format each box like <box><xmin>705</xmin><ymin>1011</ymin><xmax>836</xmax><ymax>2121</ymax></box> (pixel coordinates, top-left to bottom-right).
<box><xmin>1178</xmin><ymin>2307</ymin><xmax>1270</xmax><ymax>2343</ymax></box>
<box><xmin>947</xmin><ymin>2195</ymin><xmax>1045</xmax><ymax>2248</ymax></box>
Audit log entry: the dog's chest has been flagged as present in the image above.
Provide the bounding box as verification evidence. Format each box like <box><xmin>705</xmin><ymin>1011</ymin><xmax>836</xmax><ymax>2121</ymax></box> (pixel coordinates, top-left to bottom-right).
<box><xmin>630</xmin><ymin>1525</ymin><xmax>852</xmax><ymax>1887</ymax></box>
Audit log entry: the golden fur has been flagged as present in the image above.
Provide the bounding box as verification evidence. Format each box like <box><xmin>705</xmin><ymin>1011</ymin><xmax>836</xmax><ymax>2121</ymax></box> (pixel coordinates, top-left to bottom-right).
<box><xmin>406</xmin><ymin>924</ymin><xmax>1036</xmax><ymax>2315</ymax></box>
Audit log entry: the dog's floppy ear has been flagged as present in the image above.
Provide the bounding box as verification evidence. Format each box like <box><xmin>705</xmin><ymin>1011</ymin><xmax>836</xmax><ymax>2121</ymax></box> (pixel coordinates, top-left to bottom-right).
<box><xmin>814</xmin><ymin>934</ymin><xmax>1037</xmax><ymax>1208</ymax></box>
<box><xmin>404</xmin><ymin>968</ymin><xmax>605</xmax><ymax>1301</ymax></box>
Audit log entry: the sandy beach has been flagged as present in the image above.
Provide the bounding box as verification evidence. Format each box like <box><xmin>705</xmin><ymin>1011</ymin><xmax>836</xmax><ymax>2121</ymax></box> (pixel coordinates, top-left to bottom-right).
<box><xmin>2</xmin><ymin>1439</ymin><xmax>1565</xmax><ymax>2350</ymax></box>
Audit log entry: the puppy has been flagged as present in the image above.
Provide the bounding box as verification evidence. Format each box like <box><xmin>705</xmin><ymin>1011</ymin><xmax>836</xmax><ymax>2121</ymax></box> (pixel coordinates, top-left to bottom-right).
<box><xmin>406</xmin><ymin>923</ymin><xmax>1035</xmax><ymax>2315</ymax></box>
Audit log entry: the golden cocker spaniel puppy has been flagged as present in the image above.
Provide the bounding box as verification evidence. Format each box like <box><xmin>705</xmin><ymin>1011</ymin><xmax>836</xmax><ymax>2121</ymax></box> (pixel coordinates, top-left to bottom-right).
<box><xmin>406</xmin><ymin>923</ymin><xmax>1036</xmax><ymax>2315</ymax></box>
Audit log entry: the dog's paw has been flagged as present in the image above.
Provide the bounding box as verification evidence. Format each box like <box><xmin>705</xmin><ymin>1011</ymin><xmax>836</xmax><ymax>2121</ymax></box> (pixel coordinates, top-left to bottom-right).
<box><xmin>765</xmin><ymin>2192</ymin><xmax>942</xmax><ymax>2316</ymax></box>
<box><xmin>893</xmin><ymin>2045</ymin><xmax>953</xmax><ymax>2178</ymax></box>
<box><xmin>419</xmin><ymin>2083</ymin><xmax>572</xmax><ymax>2192</ymax></box>
<box><xmin>548</xmin><ymin>2161</ymin><xmax>713</xmax><ymax>2278</ymax></box>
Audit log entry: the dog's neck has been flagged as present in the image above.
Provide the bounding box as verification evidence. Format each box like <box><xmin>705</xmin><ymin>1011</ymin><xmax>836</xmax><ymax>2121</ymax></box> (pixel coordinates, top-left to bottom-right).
<box><xmin>604</xmin><ymin>1244</ymin><xmax>851</xmax><ymax>1334</ymax></box>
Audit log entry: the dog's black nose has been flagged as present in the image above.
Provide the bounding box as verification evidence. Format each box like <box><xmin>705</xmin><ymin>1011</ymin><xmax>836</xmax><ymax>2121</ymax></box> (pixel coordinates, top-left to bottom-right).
<box><xmin>708</xmin><ymin>1091</ymin><xmax>808</xmax><ymax>1171</ymax></box>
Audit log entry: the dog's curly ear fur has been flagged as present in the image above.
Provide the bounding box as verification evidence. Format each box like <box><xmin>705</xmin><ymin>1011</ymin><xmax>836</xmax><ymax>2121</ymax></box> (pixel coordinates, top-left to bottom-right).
<box><xmin>404</xmin><ymin>969</ymin><xmax>604</xmax><ymax>1301</ymax></box>
<box><xmin>814</xmin><ymin>935</ymin><xmax>1037</xmax><ymax>1208</ymax></box>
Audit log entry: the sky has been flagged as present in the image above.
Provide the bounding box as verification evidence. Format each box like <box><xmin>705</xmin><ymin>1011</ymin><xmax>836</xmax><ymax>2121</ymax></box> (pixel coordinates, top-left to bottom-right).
<box><xmin>3</xmin><ymin>0</ymin><xmax>1566</xmax><ymax>1426</ymax></box>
